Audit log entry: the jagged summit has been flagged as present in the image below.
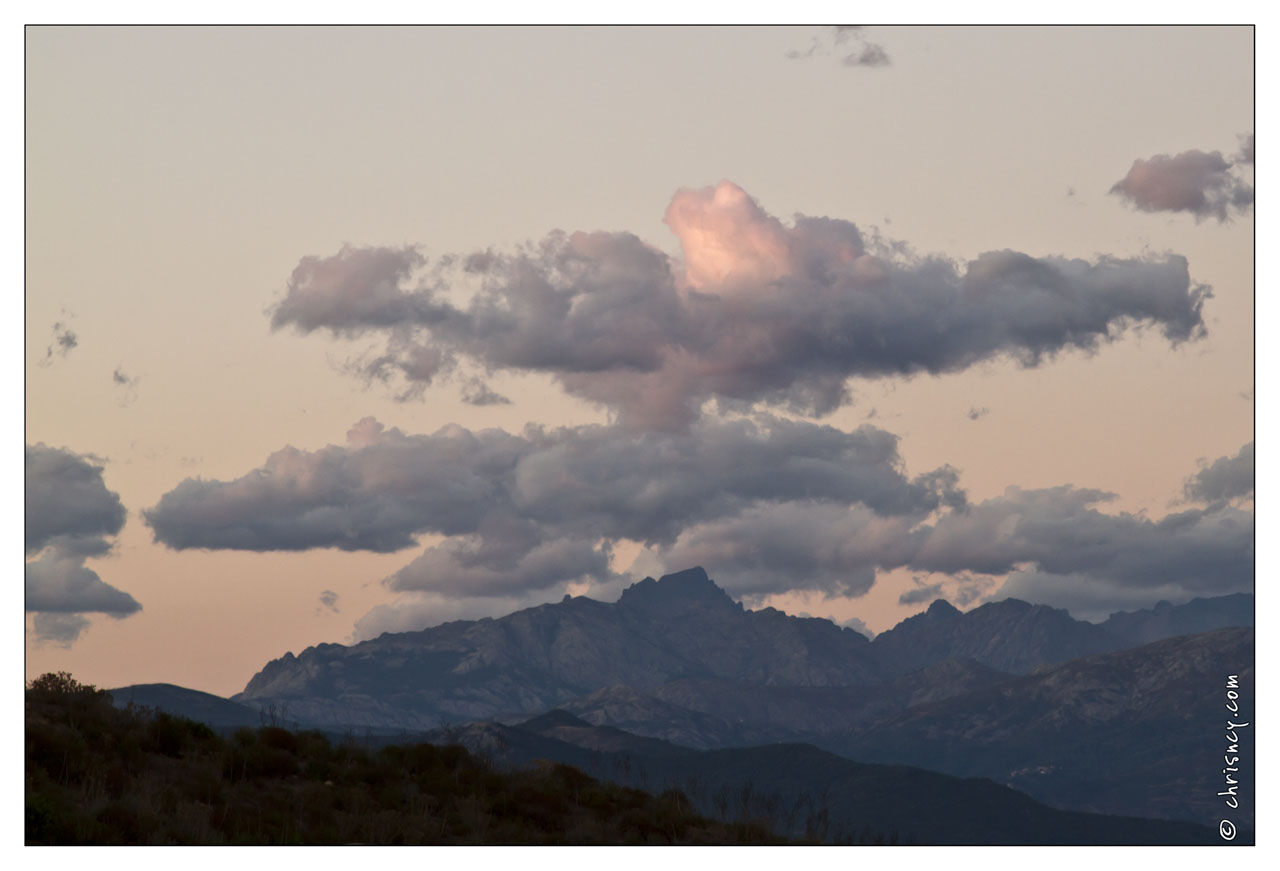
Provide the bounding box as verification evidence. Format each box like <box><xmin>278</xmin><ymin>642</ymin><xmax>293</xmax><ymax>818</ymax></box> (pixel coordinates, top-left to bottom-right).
<box><xmin>925</xmin><ymin>599</ymin><xmax>960</xmax><ymax>617</ymax></box>
<box><xmin>617</xmin><ymin>566</ymin><xmax>740</xmax><ymax>613</ymax></box>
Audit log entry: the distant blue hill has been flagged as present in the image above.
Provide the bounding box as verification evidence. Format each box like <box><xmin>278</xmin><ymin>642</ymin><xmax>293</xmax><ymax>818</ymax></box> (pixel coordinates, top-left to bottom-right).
<box><xmin>105</xmin><ymin>683</ymin><xmax>264</xmax><ymax>729</ymax></box>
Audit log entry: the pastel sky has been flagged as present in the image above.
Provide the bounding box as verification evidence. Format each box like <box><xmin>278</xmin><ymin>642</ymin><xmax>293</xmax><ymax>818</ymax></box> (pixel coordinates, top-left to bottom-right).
<box><xmin>24</xmin><ymin>25</ymin><xmax>1255</xmax><ymax>697</ymax></box>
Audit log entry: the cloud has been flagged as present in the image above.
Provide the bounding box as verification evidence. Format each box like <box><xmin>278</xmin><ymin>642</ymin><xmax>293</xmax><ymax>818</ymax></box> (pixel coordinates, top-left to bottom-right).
<box><xmin>145</xmin><ymin>415</ymin><xmax>960</xmax><ymax>553</ymax></box>
<box><xmin>1236</xmin><ymin>132</ymin><xmax>1254</xmax><ymax>165</ymax></box>
<box><xmin>788</xmin><ymin>25</ymin><xmax>892</xmax><ymax>68</ymax></box>
<box><xmin>26</xmin><ymin>444</ymin><xmax>140</xmax><ymax>641</ymax></box>
<box><xmin>148</xmin><ymin>414</ymin><xmax>1250</xmax><ymax>615</ymax></box>
<box><xmin>1110</xmin><ymin>141</ymin><xmax>1254</xmax><ymax>222</ymax></box>
<box><xmin>26</xmin><ymin>444</ymin><xmax>126</xmax><ymax>555</ymax></box>
<box><xmin>898</xmin><ymin>579</ymin><xmax>944</xmax><ymax>605</ymax></box>
<box><xmin>659</xmin><ymin>501</ymin><xmax>920</xmax><ymax>598</ymax></box>
<box><xmin>352</xmin><ymin>589</ymin><xmax>555</xmax><ymax>641</ymax></box>
<box><xmin>113</xmin><ymin>367</ymin><xmax>140</xmax><ymax>406</ymax></box>
<box><xmin>967</xmin><ymin>407</ymin><xmax>989</xmax><ymax>421</ymax></box>
<box><xmin>317</xmin><ymin>589</ymin><xmax>340</xmax><ymax>614</ymax></box>
<box><xmin>460</xmin><ymin>378</ymin><xmax>511</xmax><ymax>406</ymax></box>
<box><xmin>146</xmin><ymin>415</ymin><xmax>964</xmax><ymax>601</ymax></box>
<box><xmin>25</xmin><ymin>551</ymin><xmax>142</xmax><ymax>616</ymax></box>
<box><xmin>31</xmin><ymin>613</ymin><xmax>91</xmax><ymax>648</ymax></box>
<box><xmin>839</xmin><ymin>615</ymin><xmax>875</xmax><ymax>639</ymax></box>
<box><xmin>271</xmin><ymin>181</ymin><xmax>1210</xmax><ymax>429</ymax></box>
<box><xmin>270</xmin><ymin>244</ymin><xmax>438</xmax><ymax>334</ymax></box>
<box><xmin>1183</xmin><ymin>441</ymin><xmax>1253</xmax><ymax>504</ymax></box>
<box><xmin>655</xmin><ymin>481</ymin><xmax>1250</xmax><ymax>607</ymax></box>
<box><xmin>40</xmin><ymin>320</ymin><xmax>78</xmax><ymax>366</ymax></box>
<box><xmin>386</xmin><ymin>534</ymin><xmax>614</xmax><ymax>599</ymax></box>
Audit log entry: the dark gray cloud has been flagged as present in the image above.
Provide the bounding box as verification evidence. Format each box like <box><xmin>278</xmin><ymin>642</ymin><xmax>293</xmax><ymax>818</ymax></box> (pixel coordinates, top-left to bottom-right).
<box><xmin>1183</xmin><ymin>441</ymin><xmax>1253</xmax><ymax>504</ymax></box>
<box><xmin>32</xmin><ymin>613</ymin><xmax>91</xmax><ymax>647</ymax></box>
<box><xmin>148</xmin><ymin>414</ymin><xmax>1250</xmax><ymax>612</ymax></box>
<box><xmin>657</xmin><ymin>482</ymin><xmax>1251</xmax><ymax>607</ymax></box>
<box><xmin>967</xmin><ymin>407</ymin><xmax>989</xmax><ymax>421</ymax></box>
<box><xmin>146</xmin><ymin>415</ymin><xmax>959</xmax><ymax>552</ymax></box>
<box><xmin>26</xmin><ymin>444</ymin><xmax>126</xmax><ymax>556</ymax></box>
<box><xmin>386</xmin><ymin>533</ymin><xmax>614</xmax><ymax>599</ymax></box>
<box><xmin>25</xmin><ymin>551</ymin><xmax>142</xmax><ymax>616</ymax></box>
<box><xmin>145</xmin><ymin>415</ymin><xmax>962</xmax><ymax>599</ymax></box>
<box><xmin>789</xmin><ymin>25</ymin><xmax>892</xmax><ymax>68</ymax></box>
<box><xmin>270</xmin><ymin>182</ymin><xmax>1209</xmax><ymax>429</ymax></box>
<box><xmin>26</xmin><ymin>444</ymin><xmax>140</xmax><ymax>639</ymax></box>
<box><xmin>1111</xmin><ymin>142</ymin><xmax>1254</xmax><ymax>222</ymax></box>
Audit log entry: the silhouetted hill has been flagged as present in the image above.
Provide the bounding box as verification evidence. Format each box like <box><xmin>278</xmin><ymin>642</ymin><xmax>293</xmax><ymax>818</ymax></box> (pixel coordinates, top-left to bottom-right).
<box><xmin>106</xmin><ymin>683</ymin><xmax>263</xmax><ymax>729</ymax></box>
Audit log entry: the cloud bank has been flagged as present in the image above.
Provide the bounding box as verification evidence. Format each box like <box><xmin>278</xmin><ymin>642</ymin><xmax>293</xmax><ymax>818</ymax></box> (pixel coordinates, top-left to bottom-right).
<box><xmin>147</xmin><ymin>421</ymin><xmax>1250</xmax><ymax>619</ymax></box>
<box><xmin>146</xmin><ymin>415</ymin><xmax>962</xmax><ymax>599</ymax></box>
<box><xmin>1183</xmin><ymin>440</ymin><xmax>1253</xmax><ymax>504</ymax></box>
<box><xmin>270</xmin><ymin>181</ymin><xmax>1209</xmax><ymax>429</ymax></box>
<box><xmin>1111</xmin><ymin>140</ymin><xmax>1254</xmax><ymax>222</ymax></box>
<box><xmin>26</xmin><ymin>445</ymin><xmax>141</xmax><ymax>645</ymax></box>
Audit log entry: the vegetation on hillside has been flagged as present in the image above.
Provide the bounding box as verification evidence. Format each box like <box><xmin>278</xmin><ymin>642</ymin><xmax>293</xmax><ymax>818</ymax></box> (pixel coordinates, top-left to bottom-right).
<box><xmin>25</xmin><ymin>672</ymin><xmax>787</xmax><ymax>846</ymax></box>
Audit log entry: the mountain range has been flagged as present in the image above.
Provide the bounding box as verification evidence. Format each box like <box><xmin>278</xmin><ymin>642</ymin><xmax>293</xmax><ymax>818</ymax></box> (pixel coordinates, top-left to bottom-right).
<box><xmin>229</xmin><ymin>568</ymin><xmax>1251</xmax><ymax>732</ymax></box>
<box><xmin>109</xmin><ymin>567</ymin><xmax>1253</xmax><ymax>837</ymax></box>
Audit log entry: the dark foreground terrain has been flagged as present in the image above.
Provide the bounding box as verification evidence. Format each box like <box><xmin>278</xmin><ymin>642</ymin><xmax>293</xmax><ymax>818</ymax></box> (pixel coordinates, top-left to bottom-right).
<box><xmin>25</xmin><ymin>673</ymin><xmax>784</xmax><ymax>846</ymax></box>
<box><xmin>28</xmin><ymin>672</ymin><xmax>1239</xmax><ymax>845</ymax></box>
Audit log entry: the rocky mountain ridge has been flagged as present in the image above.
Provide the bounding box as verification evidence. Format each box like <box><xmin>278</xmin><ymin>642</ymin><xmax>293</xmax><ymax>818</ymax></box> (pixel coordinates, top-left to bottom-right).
<box><xmin>233</xmin><ymin>567</ymin><xmax>1252</xmax><ymax>732</ymax></box>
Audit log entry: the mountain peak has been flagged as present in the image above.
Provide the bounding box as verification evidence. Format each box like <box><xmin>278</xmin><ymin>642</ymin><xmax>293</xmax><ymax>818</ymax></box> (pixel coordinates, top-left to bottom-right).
<box><xmin>926</xmin><ymin>599</ymin><xmax>960</xmax><ymax>617</ymax></box>
<box><xmin>618</xmin><ymin>566</ymin><xmax>738</xmax><ymax>613</ymax></box>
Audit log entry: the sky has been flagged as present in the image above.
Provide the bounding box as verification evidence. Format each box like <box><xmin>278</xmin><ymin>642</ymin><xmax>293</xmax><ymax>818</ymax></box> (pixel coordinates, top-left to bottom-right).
<box><xmin>22</xmin><ymin>24</ymin><xmax>1256</xmax><ymax>698</ymax></box>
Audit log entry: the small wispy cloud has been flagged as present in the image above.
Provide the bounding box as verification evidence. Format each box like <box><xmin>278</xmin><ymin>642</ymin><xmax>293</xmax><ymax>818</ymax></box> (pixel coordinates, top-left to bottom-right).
<box><xmin>788</xmin><ymin>25</ymin><xmax>892</xmax><ymax>68</ymax></box>
<box><xmin>967</xmin><ymin>406</ymin><xmax>989</xmax><ymax>421</ymax></box>
<box><xmin>113</xmin><ymin>367</ymin><xmax>140</xmax><ymax>406</ymax></box>
<box><xmin>461</xmin><ymin>377</ymin><xmax>511</xmax><ymax>407</ymax></box>
<box><xmin>40</xmin><ymin>320</ymin><xmax>78</xmax><ymax>366</ymax></box>
<box><xmin>317</xmin><ymin>589</ymin><xmax>340</xmax><ymax>615</ymax></box>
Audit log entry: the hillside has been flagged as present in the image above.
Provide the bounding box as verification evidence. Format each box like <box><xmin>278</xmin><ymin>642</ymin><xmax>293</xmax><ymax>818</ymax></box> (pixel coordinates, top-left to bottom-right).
<box><xmin>26</xmin><ymin>673</ymin><xmax>783</xmax><ymax>846</ymax></box>
<box><xmin>833</xmin><ymin>627</ymin><xmax>1256</xmax><ymax>826</ymax></box>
